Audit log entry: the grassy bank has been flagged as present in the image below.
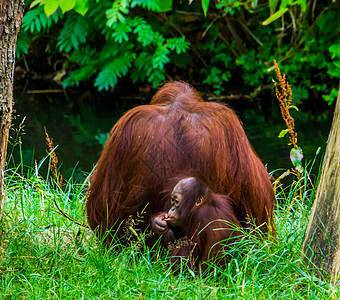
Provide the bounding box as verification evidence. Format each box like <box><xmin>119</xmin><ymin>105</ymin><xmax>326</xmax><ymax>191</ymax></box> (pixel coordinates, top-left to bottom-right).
<box><xmin>0</xmin><ymin>164</ymin><xmax>338</xmax><ymax>299</ymax></box>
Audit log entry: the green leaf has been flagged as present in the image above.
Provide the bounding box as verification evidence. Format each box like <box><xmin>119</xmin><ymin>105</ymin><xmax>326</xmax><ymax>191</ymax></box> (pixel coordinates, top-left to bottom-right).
<box><xmin>148</xmin><ymin>68</ymin><xmax>165</xmax><ymax>87</ymax></box>
<box><xmin>322</xmin><ymin>88</ymin><xmax>338</xmax><ymax>105</ymax></box>
<box><xmin>269</xmin><ymin>0</ymin><xmax>279</xmax><ymax>12</ymax></box>
<box><xmin>152</xmin><ymin>46</ymin><xmax>170</xmax><ymax>69</ymax></box>
<box><xmin>57</xmin><ymin>13</ymin><xmax>89</xmax><ymax>52</ymax></box>
<box><xmin>95</xmin><ymin>52</ymin><xmax>133</xmax><ymax>90</ymax></box>
<box><xmin>289</xmin><ymin>105</ymin><xmax>299</xmax><ymax>111</ymax></box>
<box><xmin>59</xmin><ymin>0</ymin><xmax>76</xmax><ymax>13</ymax></box>
<box><xmin>112</xmin><ymin>22</ymin><xmax>132</xmax><ymax>43</ymax></box>
<box><xmin>166</xmin><ymin>36</ymin><xmax>190</xmax><ymax>54</ymax></box>
<box><xmin>74</xmin><ymin>0</ymin><xmax>90</xmax><ymax>16</ymax></box>
<box><xmin>153</xmin><ymin>0</ymin><xmax>172</xmax><ymax>12</ymax></box>
<box><xmin>134</xmin><ymin>21</ymin><xmax>155</xmax><ymax>46</ymax></box>
<box><xmin>262</xmin><ymin>8</ymin><xmax>289</xmax><ymax>25</ymax></box>
<box><xmin>316</xmin><ymin>147</ymin><xmax>321</xmax><ymax>156</ymax></box>
<box><xmin>16</xmin><ymin>30</ymin><xmax>31</xmax><ymax>58</ymax></box>
<box><xmin>106</xmin><ymin>7</ymin><xmax>127</xmax><ymax>27</ymax></box>
<box><xmin>24</xmin><ymin>6</ymin><xmax>60</xmax><ymax>31</ymax></box>
<box><xmin>35</xmin><ymin>17</ymin><xmax>41</xmax><ymax>31</ymax></box>
<box><xmin>135</xmin><ymin>52</ymin><xmax>152</xmax><ymax>71</ymax></box>
<box><xmin>22</xmin><ymin>6</ymin><xmax>45</xmax><ymax>32</ymax></box>
<box><xmin>39</xmin><ymin>11</ymin><xmax>47</xmax><ymax>27</ymax></box>
<box><xmin>280</xmin><ymin>0</ymin><xmax>288</xmax><ymax>8</ymax></box>
<box><xmin>63</xmin><ymin>61</ymin><xmax>98</xmax><ymax>87</ymax></box>
<box><xmin>201</xmin><ymin>0</ymin><xmax>209</xmax><ymax>16</ymax></box>
<box><xmin>106</xmin><ymin>1</ymin><xmax>130</xmax><ymax>27</ymax></box>
<box><xmin>300</xmin><ymin>0</ymin><xmax>307</xmax><ymax>12</ymax></box>
<box><xmin>132</xmin><ymin>0</ymin><xmax>172</xmax><ymax>12</ymax></box>
<box><xmin>278</xmin><ymin>129</ymin><xmax>289</xmax><ymax>138</ymax></box>
<box><xmin>44</xmin><ymin>0</ymin><xmax>58</xmax><ymax>17</ymax></box>
<box><xmin>329</xmin><ymin>44</ymin><xmax>340</xmax><ymax>59</ymax></box>
<box><xmin>30</xmin><ymin>0</ymin><xmax>44</xmax><ymax>8</ymax></box>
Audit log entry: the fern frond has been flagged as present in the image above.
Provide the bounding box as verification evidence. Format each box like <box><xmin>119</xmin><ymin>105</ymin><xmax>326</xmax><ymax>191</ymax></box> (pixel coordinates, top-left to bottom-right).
<box><xmin>57</xmin><ymin>12</ymin><xmax>89</xmax><ymax>52</ymax></box>
<box><xmin>131</xmin><ymin>0</ymin><xmax>172</xmax><ymax>12</ymax></box>
<box><xmin>94</xmin><ymin>52</ymin><xmax>133</xmax><ymax>91</ymax></box>
<box><xmin>16</xmin><ymin>30</ymin><xmax>31</xmax><ymax>58</ymax></box>
<box><xmin>88</xmin><ymin>0</ymin><xmax>111</xmax><ymax>31</ymax></box>
<box><xmin>166</xmin><ymin>36</ymin><xmax>190</xmax><ymax>54</ymax></box>
<box><xmin>135</xmin><ymin>52</ymin><xmax>153</xmax><ymax>73</ymax></box>
<box><xmin>22</xmin><ymin>6</ymin><xmax>62</xmax><ymax>32</ymax></box>
<box><xmin>131</xmin><ymin>0</ymin><xmax>160</xmax><ymax>11</ymax></box>
<box><xmin>152</xmin><ymin>46</ymin><xmax>169</xmax><ymax>69</ymax></box>
<box><xmin>106</xmin><ymin>0</ymin><xmax>130</xmax><ymax>28</ymax></box>
<box><xmin>111</xmin><ymin>22</ymin><xmax>132</xmax><ymax>43</ymax></box>
<box><xmin>148</xmin><ymin>68</ymin><xmax>165</xmax><ymax>87</ymax></box>
<box><xmin>69</xmin><ymin>45</ymin><xmax>98</xmax><ymax>65</ymax></box>
<box><xmin>133</xmin><ymin>19</ymin><xmax>155</xmax><ymax>46</ymax></box>
<box><xmin>63</xmin><ymin>60</ymin><xmax>99</xmax><ymax>87</ymax></box>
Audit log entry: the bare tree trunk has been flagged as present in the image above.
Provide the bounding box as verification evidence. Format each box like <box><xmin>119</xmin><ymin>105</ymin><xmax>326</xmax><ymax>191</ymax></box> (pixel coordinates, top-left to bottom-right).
<box><xmin>0</xmin><ymin>0</ymin><xmax>24</xmax><ymax>213</ymax></box>
<box><xmin>302</xmin><ymin>87</ymin><xmax>340</xmax><ymax>278</ymax></box>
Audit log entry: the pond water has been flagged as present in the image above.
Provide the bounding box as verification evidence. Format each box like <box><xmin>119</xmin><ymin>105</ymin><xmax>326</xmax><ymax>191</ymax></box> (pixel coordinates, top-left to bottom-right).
<box><xmin>10</xmin><ymin>89</ymin><xmax>333</xmax><ymax>182</ymax></box>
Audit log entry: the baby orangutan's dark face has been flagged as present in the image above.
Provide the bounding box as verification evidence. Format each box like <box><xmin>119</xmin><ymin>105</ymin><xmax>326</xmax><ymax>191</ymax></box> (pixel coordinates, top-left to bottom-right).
<box><xmin>164</xmin><ymin>177</ymin><xmax>198</xmax><ymax>227</ymax></box>
<box><xmin>164</xmin><ymin>180</ymin><xmax>184</xmax><ymax>227</ymax></box>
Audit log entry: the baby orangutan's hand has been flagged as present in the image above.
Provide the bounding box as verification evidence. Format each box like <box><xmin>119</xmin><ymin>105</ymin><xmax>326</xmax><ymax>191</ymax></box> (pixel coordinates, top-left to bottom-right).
<box><xmin>151</xmin><ymin>212</ymin><xmax>169</xmax><ymax>235</ymax></box>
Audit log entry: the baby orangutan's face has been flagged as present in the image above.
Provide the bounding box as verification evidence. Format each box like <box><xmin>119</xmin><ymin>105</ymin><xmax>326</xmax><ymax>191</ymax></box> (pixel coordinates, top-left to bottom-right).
<box><xmin>164</xmin><ymin>177</ymin><xmax>197</xmax><ymax>227</ymax></box>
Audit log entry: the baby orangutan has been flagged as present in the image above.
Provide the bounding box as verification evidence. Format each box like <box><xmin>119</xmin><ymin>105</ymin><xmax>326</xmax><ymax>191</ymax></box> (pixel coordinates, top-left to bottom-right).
<box><xmin>152</xmin><ymin>177</ymin><xmax>242</xmax><ymax>270</ymax></box>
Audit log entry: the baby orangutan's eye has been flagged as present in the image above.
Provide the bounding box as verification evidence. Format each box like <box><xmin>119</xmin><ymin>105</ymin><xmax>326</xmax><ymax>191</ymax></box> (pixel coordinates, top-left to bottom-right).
<box><xmin>171</xmin><ymin>196</ymin><xmax>180</xmax><ymax>207</ymax></box>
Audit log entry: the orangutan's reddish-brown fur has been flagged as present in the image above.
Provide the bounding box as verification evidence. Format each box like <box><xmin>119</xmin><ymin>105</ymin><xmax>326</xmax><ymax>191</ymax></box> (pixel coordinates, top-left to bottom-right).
<box><xmin>86</xmin><ymin>81</ymin><xmax>275</xmax><ymax>249</ymax></box>
<box><xmin>154</xmin><ymin>175</ymin><xmax>243</xmax><ymax>271</ymax></box>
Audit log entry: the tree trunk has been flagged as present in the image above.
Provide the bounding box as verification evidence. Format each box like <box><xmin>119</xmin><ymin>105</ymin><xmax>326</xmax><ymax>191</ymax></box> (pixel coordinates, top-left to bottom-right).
<box><xmin>302</xmin><ymin>87</ymin><xmax>340</xmax><ymax>277</ymax></box>
<box><xmin>0</xmin><ymin>0</ymin><xmax>24</xmax><ymax>213</ymax></box>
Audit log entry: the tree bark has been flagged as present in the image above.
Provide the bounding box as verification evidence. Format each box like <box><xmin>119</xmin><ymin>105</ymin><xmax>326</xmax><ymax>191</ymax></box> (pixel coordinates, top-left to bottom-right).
<box><xmin>0</xmin><ymin>0</ymin><xmax>24</xmax><ymax>213</ymax></box>
<box><xmin>302</xmin><ymin>87</ymin><xmax>340</xmax><ymax>277</ymax></box>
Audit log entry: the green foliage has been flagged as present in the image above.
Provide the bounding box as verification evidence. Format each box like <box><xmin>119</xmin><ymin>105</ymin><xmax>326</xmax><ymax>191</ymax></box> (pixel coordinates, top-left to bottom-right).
<box><xmin>167</xmin><ymin>35</ymin><xmax>190</xmax><ymax>54</ymax></box>
<box><xmin>30</xmin><ymin>0</ymin><xmax>89</xmax><ymax>16</ymax></box>
<box><xmin>262</xmin><ymin>7</ymin><xmax>288</xmax><ymax>25</ymax></box>
<box><xmin>322</xmin><ymin>88</ymin><xmax>338</xmax><ymax>106</ymax></box>
<box><xmin>15</xmin><ymin>31</ymin><xmax>31</xmax><ymax>58</ymax></box>
<box><xmin>21</xmin><ymin>5</ymin><xmax>62</xmax><ymax>32</ymax></box>
<box><xmin>57</xmin><ymin>12</ymin><xmax>89</xmax><ymax>52</ymax></box>
<box><xmin>95</xmin><ymin>52</ymin><xmax>133</xmax><ymax>91</ymax></box>
<box><xmin>198</xmin><ymin>26</ymin><xmax>233</xmax><ymax>94</ymax></box>
<box><xmin>17</xmin><ymin>0</ymin><xmax>340</xmax><ymax>105</ymax></box>
<box><xmin>106</xmin><ymin>0</ymin><xmax>129</xmax><ymax>27</ymax></box>
<box><xmin>263</xmin><ymin>0</ymin><xmax>307</xmax><ymax>25</ymax></box>
<box><xmin>18</xmin><ymin>0</ymin><xmax>195</xmax><ymax>90</ymax></box>
<box><xmin>201</xmin><ymin>0</ymin><xmax>210</xmax><ymax>16</ymax></box>
<box><xmin>327</xmin><ymin>44</ymin><xmax>340</xmax><ymax>104</ymax></box>
<box><xmin>131</xmin><ymin>0</ymin><xmax>172</xmax><ymax>12</ymax></box>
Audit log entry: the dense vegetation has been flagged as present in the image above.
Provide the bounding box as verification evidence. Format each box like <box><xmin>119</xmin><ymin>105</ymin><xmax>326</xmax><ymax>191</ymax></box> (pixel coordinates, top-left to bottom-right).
<box><xmin>0</xmin><ymin>159</ymin><xmax>339</xmax><ymax>298</ymax></box>
<box><xmin>17</xmin><ymin>0</ymin><xmax>340</xmax><ymax>105</ymax></box>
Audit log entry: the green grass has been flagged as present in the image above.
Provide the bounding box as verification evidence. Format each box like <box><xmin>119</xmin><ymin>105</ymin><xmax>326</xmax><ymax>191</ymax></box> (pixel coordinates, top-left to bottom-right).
<box><xmin>0</xmin><ymin>163</ymin><xmax>339</xmax><ymax>299</ymax></box>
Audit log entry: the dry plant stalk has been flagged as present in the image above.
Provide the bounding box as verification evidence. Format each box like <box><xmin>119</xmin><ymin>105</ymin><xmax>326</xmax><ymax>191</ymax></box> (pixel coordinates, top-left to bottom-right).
<box><xmin>273</xmin><ymin>59</ymin><xmax>298</xmax><ymax>149</ymax></box>
<box><xmin>273</xmin><ymin>60</ymin><xmax>304</xmax><ymax>208</ymax></box>
<box><xmin>44</xmin><ymin>128</ymin><xmax>63</xmax><ymax>187</ymax></box>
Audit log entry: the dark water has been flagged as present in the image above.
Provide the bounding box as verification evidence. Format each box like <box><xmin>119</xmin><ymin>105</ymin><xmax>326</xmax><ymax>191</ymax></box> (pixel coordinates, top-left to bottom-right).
<box><xmin>9</xmin><ymin>90</ymin><xmax>332</xmax><ymax>182</ymax></box>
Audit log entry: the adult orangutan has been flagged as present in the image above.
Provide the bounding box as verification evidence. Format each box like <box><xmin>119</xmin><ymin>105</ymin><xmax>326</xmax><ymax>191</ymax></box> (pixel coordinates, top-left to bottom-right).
<box><xmin>86</xmin><ymin>81</ymin><xmax>275</xmax><ymax>250</ymax></box>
